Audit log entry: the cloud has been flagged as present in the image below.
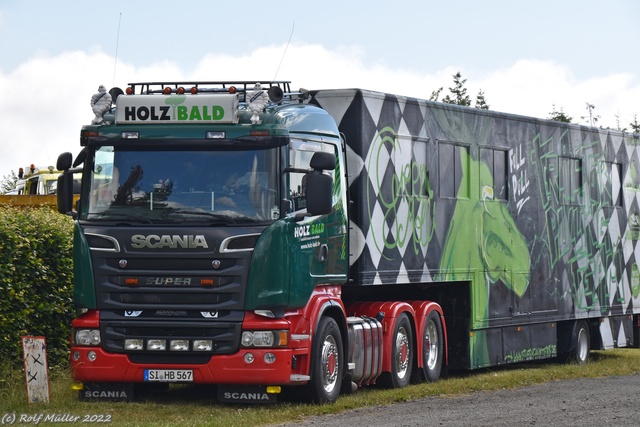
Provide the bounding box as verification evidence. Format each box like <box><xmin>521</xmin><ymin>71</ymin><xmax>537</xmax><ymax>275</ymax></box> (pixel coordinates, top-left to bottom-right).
<box><xmin>0</xmin><ymin>45</ymin><xmax>638</xmax><ymax>178</ymax></box>
<box><xmin>477</xmin><ymin>59</ymin><xmax>640</xmax><ymax>126</ymax></box>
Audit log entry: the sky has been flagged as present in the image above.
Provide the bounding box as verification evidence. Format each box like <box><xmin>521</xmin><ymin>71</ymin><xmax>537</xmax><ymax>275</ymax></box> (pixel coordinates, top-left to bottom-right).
<box><xmin>0</xmin><ymin>0</ymin><xmax>638</xmax><ymax>178</ymax></box>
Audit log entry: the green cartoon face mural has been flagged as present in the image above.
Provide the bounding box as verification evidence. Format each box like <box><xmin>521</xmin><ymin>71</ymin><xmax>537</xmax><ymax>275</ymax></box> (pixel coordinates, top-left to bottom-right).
<box><xmin>439</xmin><ymin>149</ymin><xmax>531</xmax><ymax>365</ymax></box>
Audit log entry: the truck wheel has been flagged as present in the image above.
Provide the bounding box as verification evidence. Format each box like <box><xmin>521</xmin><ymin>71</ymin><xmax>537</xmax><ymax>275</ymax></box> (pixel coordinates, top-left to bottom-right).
<box><xmin>422</xmin><ymin>310</ymin><xmax>443</xmax><ymax>382</ymax></box>
<box><xmin>379</xmin><ymin>313</ymin><xmax>413</xmax><ymax>388</ymax></box>
<box><xmin>304</xmin><ymin>316</ymin><xmax>343</xmax><ymax>403</ymax></box>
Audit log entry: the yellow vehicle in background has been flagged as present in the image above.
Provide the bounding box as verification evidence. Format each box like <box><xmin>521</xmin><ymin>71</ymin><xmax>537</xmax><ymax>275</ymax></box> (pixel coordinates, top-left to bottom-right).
<box><xmin>0</xmin><ymin>164</ymin><xmax>80</xmax><ymax>207</ymax></box>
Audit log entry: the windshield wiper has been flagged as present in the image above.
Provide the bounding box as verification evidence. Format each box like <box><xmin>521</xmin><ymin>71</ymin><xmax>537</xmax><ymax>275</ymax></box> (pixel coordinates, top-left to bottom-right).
<box><xmin>166</xmin><ymin>209</ymin><xmax>241</xmax><ymax>225</ymax></box>
<box><xmin>86</xmin><ymin>212</ymin><xmax>154</xmax><ymax>224</ymax></box>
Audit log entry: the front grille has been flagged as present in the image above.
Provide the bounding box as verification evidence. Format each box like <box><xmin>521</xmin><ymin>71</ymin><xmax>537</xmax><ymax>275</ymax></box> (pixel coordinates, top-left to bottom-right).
<box><xmin>101</xmin><ymin>313</ymin><xmax>242</xmax><ymax>355</ymax></box>
<box><xmin>84</xmin><ymin>227</ymin><xmax>263</xmax><ymax>359</ymax></box>
<box><xmin>111</xmin><ymin>292</ymin><xmax>234</xmax><ymax>306</ymax></box>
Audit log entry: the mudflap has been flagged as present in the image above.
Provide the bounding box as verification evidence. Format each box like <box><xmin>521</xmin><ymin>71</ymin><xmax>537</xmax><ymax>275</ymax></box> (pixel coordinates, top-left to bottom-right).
<box><xmin>79</xmin><ymin>382</ymin><xmax>135</xmax><ymax>402</ymax></box>
<box><xmin>217</xmin><ymin>385</ymin><xmax>277</xmax><ymax>404</ymax></box>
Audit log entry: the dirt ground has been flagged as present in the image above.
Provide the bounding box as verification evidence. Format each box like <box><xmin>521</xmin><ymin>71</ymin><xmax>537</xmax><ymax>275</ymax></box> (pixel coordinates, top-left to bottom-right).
<box><xmin>273</xmin><ymin>374</ymin><xmax>640</xmax><ymax>427</ymax></box>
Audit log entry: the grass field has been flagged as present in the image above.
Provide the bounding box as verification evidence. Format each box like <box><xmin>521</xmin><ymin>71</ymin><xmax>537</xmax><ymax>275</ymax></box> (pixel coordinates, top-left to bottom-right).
<box><xmin>2</xmin><ymin>349</ymin><xmax>640</xmax><ymax>427</ymax></box>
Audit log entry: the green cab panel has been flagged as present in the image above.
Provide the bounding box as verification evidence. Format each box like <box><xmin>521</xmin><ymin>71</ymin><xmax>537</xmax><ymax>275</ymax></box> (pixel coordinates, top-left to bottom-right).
<box><xmin>73</xmin><ymin>222</ymin><xmax>96</xmax><ymax>309</ymax></box>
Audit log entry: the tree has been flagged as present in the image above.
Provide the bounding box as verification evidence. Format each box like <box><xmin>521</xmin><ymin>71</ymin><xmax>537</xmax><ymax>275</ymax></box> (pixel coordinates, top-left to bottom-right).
<box><xmin>548</xmin><ymin>104</ymin><xmax>572</xmax><ymax>123</ymax></box>
<box><xmin>475</xmin><ymin>90</ymin><xmax>490</xmax><ymax>110</ymax></box>
<box><xmin>0</xmin><ymin>170</ymin><xmax>19</xmax><ymax>194</ymax></box>
<box><xmin>580</xmin><ymin>103</ymin><xmax>600</xmax><ymax>127</ymax></box>
<box><xmin>429</xmin><ymin>87</ymin><xmax>443</xmax><ymax>102</ymax></box>
<box><xmin>442</xmin><ymin>72</ymin><xmax>471</xmax><ymax>106</ymax></box>
<box><xmin>630</xmin><ymin>114</ymin><xmax>640</xmax><ymax>134</ymax></box>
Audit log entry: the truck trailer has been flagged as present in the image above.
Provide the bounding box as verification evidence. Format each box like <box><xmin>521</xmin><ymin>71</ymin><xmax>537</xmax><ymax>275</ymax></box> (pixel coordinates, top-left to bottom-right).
<box><xmin>56</xmin><ymin>80</ymin><xmax>640</xmax><ymax>403</ymax></box>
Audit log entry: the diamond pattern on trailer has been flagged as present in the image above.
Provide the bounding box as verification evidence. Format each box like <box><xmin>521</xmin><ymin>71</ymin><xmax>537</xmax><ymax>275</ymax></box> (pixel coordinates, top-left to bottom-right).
<box><xmin>311</xmin><ymin>89</ymin><xmax>640</xmax><ymax>322</ymax></box>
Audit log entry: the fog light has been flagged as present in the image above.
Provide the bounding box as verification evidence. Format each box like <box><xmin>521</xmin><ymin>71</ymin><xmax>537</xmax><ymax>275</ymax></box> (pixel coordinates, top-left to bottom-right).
<box><xmin>244</xmin><ymin>352</ymin><xmax>255</xmax><ymax>363</ymax></box>
<box><xmin>87</xmin><ymin>351</ymin><xmax>97</xmax><ymax>361</ymax></box>
<box><xmin>193</xmin><ymin>340</ymin><xmax>213</xmax><ymax>351</ymax></box>
<box><xmin>125</xmin><ymin>339</ymin><xmax>144</xmax><ymax>351</ymax></box>
<box><xmin>72</xmin><ymin>351</ymin><xmax>80</xmax><ymax>361</ymax></box>
<box><xmin>147</xmin><ymin>339</ymin><xmax>167</xmax><ymax>351</ymax></box>
<box><xmin>264</xmin><ymin>352</ymin><xmax>276</xmax><ymax>364</ymax></box>
<box><xmin>170</xmin><ymin>340</ymin><xmax>190</xmax><ymax>351</ymax></box>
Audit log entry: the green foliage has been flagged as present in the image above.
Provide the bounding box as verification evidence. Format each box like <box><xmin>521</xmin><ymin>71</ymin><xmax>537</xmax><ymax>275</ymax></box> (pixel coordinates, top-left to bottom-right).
<box><xmin>433</xmin><ymin>72</ymin><xmax>489</xmax><ymax>110</ymax></box>
<box><xmin>548</xmin><ymin>104</ymin><xmax>573</xmax><ymax>123</ymax></box>
<box><xmin>630</xmin><ymin>114</ymin><xmax>640</xmax><ymax>134</ymax></box>
<box><xmin>442</xmin><ymin>71</ymin><xmax>471</xmax><ymax>107</ymax></box>
<box><xmin>1</xmin><ymin>170</ymin><xmax>19</xmax><ymax>194</ymax></box>
<box><xmin>475</xmin><ymin>90</ymin><xmax>490</xmax><ymax>110</ymax></box>
<box><xmin>0</xmin><ymin>206</ymin><xmax>74</xmax><ymax>368</ymax></box>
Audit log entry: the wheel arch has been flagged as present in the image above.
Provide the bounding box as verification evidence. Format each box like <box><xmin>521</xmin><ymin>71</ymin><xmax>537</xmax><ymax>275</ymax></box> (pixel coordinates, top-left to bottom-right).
<box><xmin>409</xmin><ymin>301</ymin><xmax>448</xmax><ymax>371</ymax></box>
<box><xmin>305</xmin><ymin>292</ymin><xmax>349</xmax><ymax>381</ymax></box>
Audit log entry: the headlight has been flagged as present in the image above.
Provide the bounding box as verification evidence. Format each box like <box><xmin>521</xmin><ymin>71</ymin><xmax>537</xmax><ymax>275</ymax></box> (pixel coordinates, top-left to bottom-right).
<box><xmin>74</xmin><ymin>329</ymin><xmax>101</xmax><ymax>346</ymax></box>
<box><xmin>240</xmin><ymin>330</ymin><xmax>288</xmax><ymax>348</ymax></box>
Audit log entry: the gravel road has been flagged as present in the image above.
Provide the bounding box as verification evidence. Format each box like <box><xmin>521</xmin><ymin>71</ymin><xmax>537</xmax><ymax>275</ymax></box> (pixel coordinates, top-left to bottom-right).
<box><xmin>273</xmin><ymin>374</ymin><xmax>640</xmax><ymax>427</ymax></box>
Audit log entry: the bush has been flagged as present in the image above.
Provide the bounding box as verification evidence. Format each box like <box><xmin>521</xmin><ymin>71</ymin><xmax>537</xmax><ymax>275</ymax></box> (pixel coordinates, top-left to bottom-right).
<box><xmin>0</xmin><ymin>206</ymin><xmax>74</xmax><ymax>368</ymax></box>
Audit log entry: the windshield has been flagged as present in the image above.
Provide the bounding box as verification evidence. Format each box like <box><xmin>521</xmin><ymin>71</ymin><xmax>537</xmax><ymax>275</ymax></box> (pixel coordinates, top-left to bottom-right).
<box><xmin>84</xmin><ymin>146</ymin><xmax>280</xmax><ymax>224</ymax></box>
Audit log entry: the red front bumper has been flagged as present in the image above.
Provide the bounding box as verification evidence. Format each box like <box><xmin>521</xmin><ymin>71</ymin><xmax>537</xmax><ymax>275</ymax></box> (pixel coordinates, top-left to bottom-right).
<box><xmin>71</xmin><ymin>346</ymin><xmax>298</xmax><ymax>384</ymax></box>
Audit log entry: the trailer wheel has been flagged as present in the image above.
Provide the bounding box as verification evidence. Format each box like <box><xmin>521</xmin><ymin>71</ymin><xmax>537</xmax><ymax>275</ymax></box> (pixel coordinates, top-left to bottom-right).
<box><xmin>571</xmin><ymin>320</ymin><xmax>591</xmax><ymax>364</ymax></box>
<box><xmin>304</xmin><ymin>316</ymin><xmax>343</xmax><ymax>403</ymax></box>
<box><xmin>379</xmin><ymin>313</ymin><xmax>413</xmax><ymax>388</ymax></box>
<box><xmin>422</xmin><ymin>310</ymin><xmax>443</xmax><ymax>382</ymax></box>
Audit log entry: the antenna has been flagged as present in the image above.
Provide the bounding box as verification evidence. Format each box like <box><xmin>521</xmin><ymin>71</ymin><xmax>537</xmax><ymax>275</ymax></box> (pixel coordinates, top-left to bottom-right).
<box><xmin>272</xmin><ymin>22</ymin><xmax>295</xmax><ymax>81</ymax></box>
<box><xmin>112</xmin><ymin>12</ymin><xmax>122</xmax><ymax>87</ymax></box>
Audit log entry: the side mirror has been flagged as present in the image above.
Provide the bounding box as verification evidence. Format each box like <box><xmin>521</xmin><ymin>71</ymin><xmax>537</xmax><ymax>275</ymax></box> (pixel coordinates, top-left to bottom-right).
<box><xmin>56</xmin><ymin>152</ymin><xmax>75</xmax><ymax>216</ymax></box>
<box><xmin>57</xmin><ymin>152</ymin><xmax>73</xmax><ymax>171</ymax></box>
<box><xmin>56</xmin><ymin>172</ymin><xmax>74</xmax><ymax>215</ymax></box>
<box><xmin>305</xmin><ymin>152</ymin><xmax>336</xmax><ymax>216</ymax></box>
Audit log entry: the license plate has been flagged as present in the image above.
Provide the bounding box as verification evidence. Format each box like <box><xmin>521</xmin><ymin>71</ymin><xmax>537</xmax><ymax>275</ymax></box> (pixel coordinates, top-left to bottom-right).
<box><xmin>144</xmin><ymin>369</ymin><xmax>193</xmax><ymax>382</ymax></box>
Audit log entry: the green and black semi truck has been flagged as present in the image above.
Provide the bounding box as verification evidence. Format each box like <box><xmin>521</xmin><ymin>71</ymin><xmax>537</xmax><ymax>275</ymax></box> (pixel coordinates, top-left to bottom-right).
<box><xmin>56</xmin><ymin>80</ymin><xmax>640</xmax><ymax>403</ymax></box>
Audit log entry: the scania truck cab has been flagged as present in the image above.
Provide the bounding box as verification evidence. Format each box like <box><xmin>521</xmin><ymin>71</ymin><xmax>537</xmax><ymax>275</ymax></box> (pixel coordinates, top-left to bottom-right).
<box><xmin>56</xmin><ymin>81</ymin><xmax>358</xmax><ymax>403</ymax></box>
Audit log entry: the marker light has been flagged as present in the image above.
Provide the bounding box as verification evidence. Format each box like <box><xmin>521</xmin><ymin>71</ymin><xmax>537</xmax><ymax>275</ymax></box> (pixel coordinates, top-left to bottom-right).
<box><xmin>163</xmin><ymin>87</ymin><xmax>172</xmax><ymax>94</ymax></box>
<box><xmin>229</xmin><ymin>86</ymin><xmax>237</xmax><ymax>94</ymax></box>
<box><xmin>190</xmin><ymin>87</ymin><xmax>198</xmax><ymax>94</ymax></box>
<box><xmin>206</xmin><ymin>131</ymin><xmax>226</xmax><ymax>139</ymax></box>
<box><xmin>250</xmin><ymin>130</ymin><xmax>269</xmax><ymax>137</ymax></box>
<box><xmin>121</xmin><ymin>131</ymin><xmax>139</xmax><ymax>139</ymax></box>
<box><xmin>177</xmin><ymin>87</ymin><xmax>185</xmax><ymax>94</ymax></box>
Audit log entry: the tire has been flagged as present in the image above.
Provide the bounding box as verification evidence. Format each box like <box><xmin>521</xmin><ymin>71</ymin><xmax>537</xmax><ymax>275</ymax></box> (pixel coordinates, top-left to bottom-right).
<box><xmin>572</xmin><ymin>321</ymin><xmax>591</xmax><ymax>364</ymax></box>
<box><xmin>304</xmin><ymin>316</ymin><xmax>343</xmax><ymax>403</ymax></box>
<box><xmin>422</xmin><ymin>311</ymin><xmax>444</xmax><ymax>382</ymax></box>
<box><xmin>379</xmin><ymin>313</ymin><xmax>414</xmax><ymax>388</ymax></box>
<box><xmin>560</xmin><ymin>320</ymin><xmax>590</xmax><ymax>364</ymax></box>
